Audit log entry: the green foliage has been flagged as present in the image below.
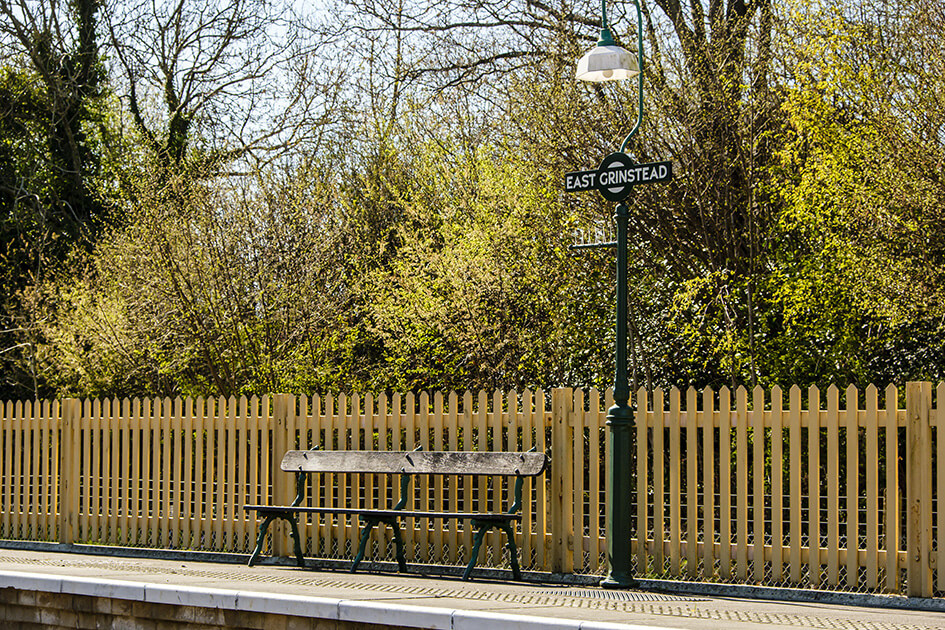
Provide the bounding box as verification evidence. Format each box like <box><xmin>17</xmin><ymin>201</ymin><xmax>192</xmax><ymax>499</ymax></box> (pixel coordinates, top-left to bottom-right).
<box><xmin>760</xmin><ymin>1</ymin><xmax>945</xmax><ymax>386</ymax></box>
<box><xmin>0</xmin><ymin>0</ymin><xmax>129</xmax><ymax>398</ymax></box>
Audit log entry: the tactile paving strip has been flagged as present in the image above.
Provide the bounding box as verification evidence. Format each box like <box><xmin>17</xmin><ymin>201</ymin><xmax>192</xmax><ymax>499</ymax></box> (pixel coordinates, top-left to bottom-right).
<box><xmin>0</xmin><ymin>555</ymin><xmax>939</xmax><ymax>630</ymax></box>
<box><xmin>539</xmin><ymin>588</ymin><xmax>706</xmax><ymax>601</ymax></box>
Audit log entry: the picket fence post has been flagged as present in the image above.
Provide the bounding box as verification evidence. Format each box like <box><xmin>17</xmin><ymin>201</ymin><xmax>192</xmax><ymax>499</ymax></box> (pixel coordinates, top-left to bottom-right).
<box><xmin>905</xmin><ymin>382</ymin><xmax>933</xmax><ymax>597</ymax></box>
<box><xmin>58</xmin><ymin>399</ymin><xmax>81</xmax><ymax>545</ymax></box>
<box><xmin>550</xmin><ymin>388</ymin><xmax>573</xmax><ymax>573</ymax></box>
<box><xmin>271</xmin><ymin>393</ymin><xmax>296</xmax><ymax>558</ymax></box>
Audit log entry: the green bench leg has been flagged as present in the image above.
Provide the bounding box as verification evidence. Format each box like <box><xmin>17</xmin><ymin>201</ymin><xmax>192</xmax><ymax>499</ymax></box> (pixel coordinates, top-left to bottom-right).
<box><xmin>249</xmin><ymin>515</ymin><xmax>276</xmax><ymax>567</ymax></box>
<box><xmin>500</xmin><ymin>521</ymin><xmax>521</xmax><ymax>581</ymax></box>
<box><xmin>353</xmin><ymin>517</ymin><xmax>407</xmax><ymax>574</ymax></box>
<box><xmin>248</xmin><ymin>513</ymin><xmax>305</xmax><ymax>568</ymax></box>
<box><xmin>286</xmin><ymin>515</ymin><xmax>305</xmax><ymax>567</ymax></box>
<box><xmin>463</xmin><ymin>520</ymin><xmax>521</xmax><ymax>581</ymax></box>
<box><xmin>390</xmin><ymin>520</ymin><xmax>408</xmax><ymax>573</ymax></box>
<box><xmin>463</xmin><ymin>522</ymin><xmax>489</xmax><ymax>581</ymax></box>
<box><xmin>352</xmin><ymin>517</ymin><xmax>377</xmax><ymax>572</ymax></box>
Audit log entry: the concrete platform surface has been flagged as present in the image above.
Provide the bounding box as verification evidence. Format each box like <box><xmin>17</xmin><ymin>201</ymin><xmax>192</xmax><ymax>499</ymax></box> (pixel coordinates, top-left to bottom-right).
<box><xmin>0</xmin><ymin>548</ymin><xmax>942</xmax><ymax>630</ymax></box>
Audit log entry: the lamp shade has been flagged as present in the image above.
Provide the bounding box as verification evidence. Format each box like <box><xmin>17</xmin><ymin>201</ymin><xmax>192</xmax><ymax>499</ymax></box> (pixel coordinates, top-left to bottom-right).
<box><xmin>575</xmin><ymin>44</ymin><xmax>638</xmax><ymax>82</ymax></box>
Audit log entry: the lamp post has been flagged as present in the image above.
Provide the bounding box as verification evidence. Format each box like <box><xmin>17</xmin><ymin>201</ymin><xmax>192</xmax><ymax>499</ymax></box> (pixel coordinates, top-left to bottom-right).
<box><xmin>576</xmin><ymin>0</ymin><xmax>646</xmax><ymax>590</ymax></box>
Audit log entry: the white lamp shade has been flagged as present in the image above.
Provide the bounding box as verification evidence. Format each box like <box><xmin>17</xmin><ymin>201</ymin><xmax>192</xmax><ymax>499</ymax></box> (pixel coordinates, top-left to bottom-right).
<box><xmin>575</xmin><ymin>44</ymin><xmax>639</xmax><ymax>82</ymax></box>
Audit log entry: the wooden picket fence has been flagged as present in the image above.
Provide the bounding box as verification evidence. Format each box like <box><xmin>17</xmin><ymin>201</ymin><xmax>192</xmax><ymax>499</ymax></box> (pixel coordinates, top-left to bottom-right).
<box><xmin>0</xmin><ymin>383</ymin><xmax>942</xmax><ymax>596</ymax></box>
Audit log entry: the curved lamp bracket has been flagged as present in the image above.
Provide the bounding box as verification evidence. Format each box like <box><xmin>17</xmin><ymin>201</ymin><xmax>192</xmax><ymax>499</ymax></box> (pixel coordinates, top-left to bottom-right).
<box><xmin>618</xmin><ymin>0</ymin><xmax>645</xmax><ymax>155</ymax></box>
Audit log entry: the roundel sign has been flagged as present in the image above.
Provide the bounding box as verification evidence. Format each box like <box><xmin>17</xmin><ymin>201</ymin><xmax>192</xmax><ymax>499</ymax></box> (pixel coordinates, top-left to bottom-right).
<box><xmin>563</xmin><ymin>154</ymin><xmax>673</xmax><ymax>200</ymax></box>
<box><xmin>597</xmin><ymin>152</ymin><xmax>636</xmax><ymax>201</ymax></box>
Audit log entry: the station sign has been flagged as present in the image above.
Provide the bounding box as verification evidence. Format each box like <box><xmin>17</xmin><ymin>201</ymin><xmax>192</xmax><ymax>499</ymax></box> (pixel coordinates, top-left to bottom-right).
<box><xmin>565</xmin><ymin>152</ymin><xmax>673</xmax><ymax>201</ymax></box>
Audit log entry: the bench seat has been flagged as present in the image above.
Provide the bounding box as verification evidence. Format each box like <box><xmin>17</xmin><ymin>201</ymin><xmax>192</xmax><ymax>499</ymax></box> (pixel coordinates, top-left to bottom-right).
<box><xmin>243</xmin><ymin>505</ymin><xmax>522</xmax><ymax>521</ymax></box>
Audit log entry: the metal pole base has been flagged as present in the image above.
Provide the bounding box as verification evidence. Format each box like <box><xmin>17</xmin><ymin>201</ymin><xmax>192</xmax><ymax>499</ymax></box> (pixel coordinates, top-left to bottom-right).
<box><xmin>600</xmin><ymin>572</ymin><xmax>638</xmax><ymax>589</ymax></box>
<box><xmin>604</xmin><ymin>400</ymin><xmax>636</xmax><ymax>589</ymax></box>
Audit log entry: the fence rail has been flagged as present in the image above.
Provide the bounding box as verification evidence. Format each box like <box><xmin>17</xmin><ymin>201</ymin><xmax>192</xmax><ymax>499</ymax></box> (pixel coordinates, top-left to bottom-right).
<box><xmin>0</xmin><ymin>383</ymin><xmax>942</xmax><ymax>596</ymax></box>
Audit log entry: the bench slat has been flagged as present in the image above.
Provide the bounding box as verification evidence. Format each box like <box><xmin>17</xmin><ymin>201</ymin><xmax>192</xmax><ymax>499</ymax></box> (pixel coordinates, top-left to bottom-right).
<box><xmin>405</xmin><ymin>451</ymin><xmax>546</xmax><ymax>476</ymax></box>
<box><xmin>281</xmin><ymin>450</ymin><xmax>408</xmax><ymax>473</ymax></box>
<box><xmin>243</xmin><ymin>505</ymin><xmax>521</xmax><ymax>521</ymax></box>
<box><xmin>280</xmin><ymin>450</ymin><xmax>547</xmax><ymax>476</ymax></box>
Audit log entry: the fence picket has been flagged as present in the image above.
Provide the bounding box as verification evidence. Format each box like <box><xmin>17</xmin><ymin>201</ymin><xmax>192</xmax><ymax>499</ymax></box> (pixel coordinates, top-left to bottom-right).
<box><xmin>432</xmin><ymin>391</ymin><xmax>444</xmax><ymax>564</ymax></box>
<box><xmin>364</xmin><ymin>392</ymin><xmax>378</xmax><ymax>558</ymax></box>
<box><xmin>686</xmin><ymin>387</ymin><xmax>698</xmax><ymax>578</ymax></box>
<box><xmin>535</xmin><ymin>388</ymin><xmax>548</xmax><ymax>571</ymax></box>
<box><xmin>827</xmin><ymin>385</ymin><xmax>840</xmax><ymax>587</ymax></box>
<box><xmin>653</xmin><ymin>388</ymin><xmax>665</xmax><ymax>575</ymax></box>
<box><xmin>193</xmin><ymin>398</ymin><xmax>205</xmax><ymax>550</ymax></box>
<box><xmin>809</xmin><ymin>386</ymin><xmax>822</xmax><ymax>587</ymax></box>
<box><xmin>752</xmin><ymin>386</ymin><xmax>765</xmax><ymax>583</ymax></box>
<box><xmin>204</xmin><ymin>398</ymin><xmax>216</xmax><ymax>552</ymax></box>
<box><xmin>771</xmin><ymin>386</ymin><xmax>784</xmax><ymax>583</ymax></box>
<box><xmin>3</xmin><ymin>401</ymin><xmax>11</xmax><ymax>539</ymax></box>
<box><xmin>213</xmin><ymin>397</ymin><xmax>225</xmax><ymax>551</ymax></box>
<box><xmin>736</xmin><ymin>387</ymin><xmax>749</xmax><ymax>581</ymax></box>
<box><xmin>476</xmin><ymin>390</ymin><xmax>489</xmax><ymax>566</ymax></box>
<box><xmin>1</xmin><ymin>402</ymin><xmax>7</xmax><ymax>538</ymax></box>
<box><xmin>14</xmin><ymin>400</ymin><xmax>25</xmax><ymax>539</ymax></box>
<box><xmin>636</xmin><ymin>387</ymin><xmax>647</xmax><ymax>575</ymax></box>
<box><xmin>937</xmin><ymin>382</ymin><xmax>945</xmax><ymax>593</ymax></box>
<box><xmin>508</xmin><ymin>389</ymin><xmax>526</xmax><ymax>569</ymax></box>
<box><xmin>865</xmin><ymin>385</ymin><xmax>879</xmax><ymax>589</ymax></box>
<box><xmin>701</xmin><ymin>388</ymin><xmax>715</xmax><ymax>579</ymax></box>
<box><xmin>719</xmin><ymin>387</ymin><xmax>731</xmax><ymax>580</ymax></box>
<box><xmin>669</xmin><ymin>387</ymin><xmax>681</xmax><ymax>576</ymax></box>
<box><xmin>130</xmin><ymin>398</ymin><xmax>142</xmax><ymax>546</ymax></box>
<box><xmin>90</xmin><ymin>399</ymin><xmax>101</xmax><ymax>543</ymax></box>
<box><xmin>572</xmin><ymin>388</ymin><xmax>585</xmax><ymax>573</ymax></box>
<box><xmin>222</xmin><ymin>396</ymin><xmax>236</xmax><ymax>551</ymax></box>
<box><xmin>170</xmin><ymin>397</ymin><xmax>182</xmax><ymax>548</ymax></box>
<box><xmin>406</xmin><ymin>392</ymin><xmax>418</xmax><ymax>561</ymax></box>
<box><xmin>107</xmin><ymin>397</ymin><xmax>118</xmax><ymax>544</ymax></box>
<box><xmin>884</xmin><ymin>384</ymin><xmax>899</xmax><ymax>592</ymax></box>
<box><xmin>789</xmin><ymin>386</ymin><xmax>802</xmax><ymax>584</ymax></box>
<box><xmin>846</xmin><ymin>385</ymin><xmax>859</xmax><ymax>589</ymax></box>
<box><xmin>447</xmin><ymin>391</ymin><xmax>459</xmax><ymax>564</ymax></box>
<box><xmin>143</xmin><ymin>398</ymin><xmax>155</xmax><ymax>547</ymax></box>
<box><xmin>348</xmin><ymin>393</ymin><xmax>360</xmax><ymax>559</ymax></box>
<box><xmin>43</xmin><ymin>401</ymin><xmax>54</xmax><ymax>540</ymax></box>
<box><xmin>28</xmin><ymin>400</ymin><xmax>39</xmax><ymax>542</ymax></box>
<box><xmin>324</xmin><ymin>393</ymin><xmax>336</xmax><ymax>556</ymax></box>
<box><xmin>588</xmin><ymin>387</ymin><xmax>602</xmax><ymax>573</ymax></box>
<box><xmin>419</xmin><ymin>391</ymin><xmax>432</xmax><ymax>563</ymax></box>
<box><xmin>39</xmin><ymin>401</ymin><xmax>50</xmax><ymax>540</ymax></box>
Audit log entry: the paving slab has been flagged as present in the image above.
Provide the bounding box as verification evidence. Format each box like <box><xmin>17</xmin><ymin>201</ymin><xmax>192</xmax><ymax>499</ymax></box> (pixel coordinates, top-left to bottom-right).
<box><xmin>0</xmin><ymin>547</ymin><xmax>942</xmax><ymax>630</ymax></box>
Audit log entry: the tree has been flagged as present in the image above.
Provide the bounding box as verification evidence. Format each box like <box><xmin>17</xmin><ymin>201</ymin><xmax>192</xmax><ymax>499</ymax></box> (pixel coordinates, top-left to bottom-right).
<box><xmin>103</xmin><ymin>0</ymin><xmax>338</xmax><ymax>173</ymax></box>
<box><xmin>761</xmin><ymin>0</ymin><xmax>945</xmax><ymax>385</ymax></box>
<box><xmin>0</xmin><ymin>0</ymin><xmax>115</xmax><ymax>398</ymax></box>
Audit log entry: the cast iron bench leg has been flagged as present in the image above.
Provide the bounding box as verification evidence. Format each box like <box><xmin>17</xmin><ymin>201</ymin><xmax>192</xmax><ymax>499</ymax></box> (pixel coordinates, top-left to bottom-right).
<box><xmin>354</xmin><ymin>516</ymin><xmax>406</xmax><ymax>573</ymax></box>
<box><xmin>249</xmin><ymin>514</ymin><xmax>276</xmax><ymax>567</ymax></box>
<box><xmin>463</xmin><ymin>521</ymin><xmax>489</xmax><ymax>581</ymax></box>
<box><xmin>286</xmin><ymin>514</ymin><xmax>305</xmax><ymax>567</ymax></box>
<box><xmin>249</xmin><ymin>512</ymin><xmax>305</xmax><ymax>568</ymax></box>
<box><xmin>499</xmin><ymin>521</ymin><xmax>521</xmax><ymax>580</ymax></box>
<box><xmin>390</xmin><ymin>518</ymin><xmax>408</xmax><ymax>572</ymax></box>
<box><xmin>462</xmin><ymin>520</ymin><xmax>520</xmax><ymax>581</ymax></box>
<box><xmin>352</xmin><ymin>516</ymin><xmax>378</xmax><ymax>572</ymax></box>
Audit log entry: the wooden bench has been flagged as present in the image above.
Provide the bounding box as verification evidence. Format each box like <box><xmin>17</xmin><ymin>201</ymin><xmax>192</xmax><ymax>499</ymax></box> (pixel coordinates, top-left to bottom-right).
<box><xmin>243</xmin><ymin>448</ymin><xmax>548</xmax><ymax>580</ymax></box>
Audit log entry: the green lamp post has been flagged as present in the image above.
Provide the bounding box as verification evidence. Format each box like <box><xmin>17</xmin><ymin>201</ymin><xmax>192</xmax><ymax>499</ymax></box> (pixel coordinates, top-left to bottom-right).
<box><xmin>576</xmin><ymin>0</ymin><xmax>646</xmax><ymax>589</ymax></box>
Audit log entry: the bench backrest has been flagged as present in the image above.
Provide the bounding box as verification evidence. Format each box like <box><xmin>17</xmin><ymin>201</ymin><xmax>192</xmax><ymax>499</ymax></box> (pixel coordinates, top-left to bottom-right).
<box><xmin>281</xmin><ymin>450</ymin><xmax>547</xmax><ymax>477</ymax></box>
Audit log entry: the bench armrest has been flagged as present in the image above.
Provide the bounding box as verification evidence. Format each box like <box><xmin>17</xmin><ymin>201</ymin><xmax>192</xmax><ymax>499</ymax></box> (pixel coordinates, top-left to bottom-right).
<box><xmin>506</xmin><ymin>447</ymin><xmax>538</xmax><ymax>515</ymax></box>
<box><xmin>391</xmin><ymin>445</ymin><xmax>423</xmax><ymax>511</ymax></box>
<box><xmin>289</xmin><ymin>471</ymin><xmax>307</xmax><ymax>508</ymax></box>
